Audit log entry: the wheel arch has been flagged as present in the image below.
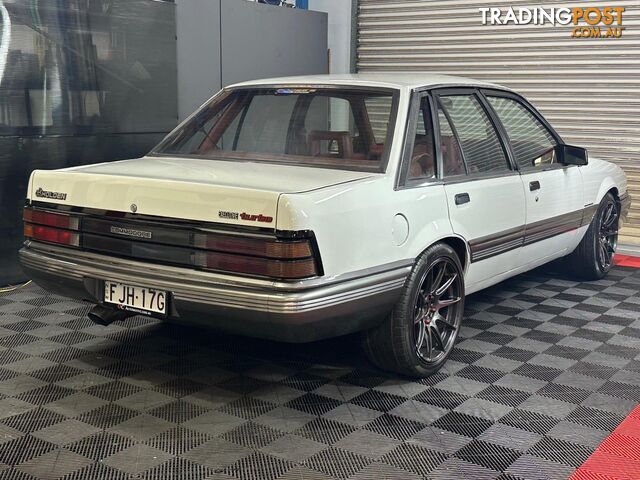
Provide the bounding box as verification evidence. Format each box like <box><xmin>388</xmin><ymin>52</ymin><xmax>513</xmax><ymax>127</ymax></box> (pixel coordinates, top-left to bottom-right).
<box><xmin>594</xmin><ymin>184</ymin><xmax>622</xmax><ymax>221</ymax></box>
<box><xmin>595</xmin><ymin>177</ymin><xmax>619</xmax><ymax>205</ymax></box>
<box><xmin>606</xmin><ymin>186</ymin><xmax>621</xmax><ymax>209</ymax></box>
<box><xmin>419</xmin><ymin>235</ymin><xmax>470</xmax><ymax>274</ymax></box>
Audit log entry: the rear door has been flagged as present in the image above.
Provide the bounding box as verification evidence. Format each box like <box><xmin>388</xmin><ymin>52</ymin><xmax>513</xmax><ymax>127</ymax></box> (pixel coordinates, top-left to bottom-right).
<box><xmin>482</xmin><ymin>91</ymin><xmax>584</xmax><ymax>264</ymax></box>
<box><xmin>432</xmin><ymin>89</ymin><xmax>526</xmax><ymax>293</ymax></box>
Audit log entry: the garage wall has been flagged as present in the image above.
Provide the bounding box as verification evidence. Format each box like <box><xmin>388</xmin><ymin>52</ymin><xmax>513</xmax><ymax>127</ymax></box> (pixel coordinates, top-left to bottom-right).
<box><xmin>176</xmin><ymin>0</ymin><xmax>328</xmax><ymax>120</ymax></box>
<box><xmin>176</xmin><ymin>0</ymin><xmax>221</xmax><ymax>120</ymax></box>
<box><xmin>307</xmin><ymin>0</ymin><xmax>354</xmax><ymax>73</ymax></box>
<box><xmin>357</xmin><ymin>0</ymin><xmax>640</xmax><ymax>245</ymax></box>
<box><xmin>221</xmin><ymin>0</ymin><xmax>328</xmax><ymax>86</ymax></box>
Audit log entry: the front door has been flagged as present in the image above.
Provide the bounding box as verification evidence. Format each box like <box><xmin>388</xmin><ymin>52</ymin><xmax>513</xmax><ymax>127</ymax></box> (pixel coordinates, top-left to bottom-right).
<box><xmin>483</xmin><ymin>92</ymin><xmax>584</xmax><ymax>265</ymax></box>
<box><xmin>433</xmin><ymin>90</ymin><xmax>526</xmax><ymax>293</ymax></box>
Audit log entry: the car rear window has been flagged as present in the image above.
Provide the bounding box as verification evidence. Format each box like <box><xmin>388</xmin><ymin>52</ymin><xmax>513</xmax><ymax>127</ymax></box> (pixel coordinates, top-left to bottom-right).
<box><xmin>438</xmin><ymin>95</ymin><xmax>510</xmax><ymax>174</ymax></box>
<box><xmin>153</xmin><ymin>87</ymin><xmax>399</xmax><ymax>172</ymax></box>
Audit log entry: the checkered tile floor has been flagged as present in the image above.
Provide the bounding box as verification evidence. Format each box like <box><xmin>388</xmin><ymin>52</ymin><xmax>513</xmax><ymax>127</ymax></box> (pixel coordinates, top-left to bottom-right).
<box><xmin>0</xmin><ymin>266</ymin><xmax>639</xmax><ymax>480</ymax></box>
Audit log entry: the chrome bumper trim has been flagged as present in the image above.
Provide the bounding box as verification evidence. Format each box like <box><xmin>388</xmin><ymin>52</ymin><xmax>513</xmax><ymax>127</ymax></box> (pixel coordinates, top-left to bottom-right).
<box><xmin>19</xmin><ymin>242</ymin><xmax>410</xmax><ymax>314</ymax></box>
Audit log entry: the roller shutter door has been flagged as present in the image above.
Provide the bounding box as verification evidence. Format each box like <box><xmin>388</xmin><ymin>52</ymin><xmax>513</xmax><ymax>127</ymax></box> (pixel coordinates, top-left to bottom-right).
<box><xmin>357</xmin><ymin>0</ymin><xmax>640</xmax><ymax>245</ymax></box>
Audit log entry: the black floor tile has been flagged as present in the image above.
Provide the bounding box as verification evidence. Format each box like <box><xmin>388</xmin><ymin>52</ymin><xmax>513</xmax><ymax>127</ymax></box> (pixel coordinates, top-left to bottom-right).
<box><xmin>0</xmin><ymin>265</ymin><xmax>638</xmax><ymax>479</ymax></box>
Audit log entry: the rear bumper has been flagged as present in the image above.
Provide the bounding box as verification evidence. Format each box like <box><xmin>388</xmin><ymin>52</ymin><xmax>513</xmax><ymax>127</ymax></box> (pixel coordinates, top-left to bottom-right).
<box><xmin>19</xmin><ymin>242</ymin><xmax>410</xmax><ymax>342</ymax></box>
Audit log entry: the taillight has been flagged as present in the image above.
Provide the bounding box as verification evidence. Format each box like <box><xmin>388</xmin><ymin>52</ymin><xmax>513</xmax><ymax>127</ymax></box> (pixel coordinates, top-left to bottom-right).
<box><xmin>194</xmin><ymin>251</ymin><xmax>317</xmax><ymax>279</ymax></box>
<box><xmin>194</xmin><ymin>233</ymin><xmax>312</xmax><ymax>259</ymax></box>
<box><xmin>24</xmin><ymin>207</ymin><xmax>80</xmax><ymax>247</ymax></box>
<box><xmin>193</xmin><ymin>231</ymin><xmax>320</xmax><ymax>279</ymax></box>
<box><xmin>24</xmin><ymin>224</ymin><xmax>80</xmax><ymax>247</ymax></box>
<box><xmin>22</xmin><ymin>206</ymin><xmax>322</xmax><ymax>280</ymax></box>
<box><xmin>24</xmin><ymin>208</ymin><xmax>79</xmax><ymax>230</ymax></box>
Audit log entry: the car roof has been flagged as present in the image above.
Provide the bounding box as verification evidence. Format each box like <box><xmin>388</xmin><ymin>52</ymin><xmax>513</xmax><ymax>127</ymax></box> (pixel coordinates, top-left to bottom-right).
<box><xmin>227</xmin><ymin>73</ymin><xmax>512</xmax><ymax>92</ymax></box>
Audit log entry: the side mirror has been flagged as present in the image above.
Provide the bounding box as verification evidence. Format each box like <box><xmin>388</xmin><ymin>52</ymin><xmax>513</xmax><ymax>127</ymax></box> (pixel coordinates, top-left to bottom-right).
<box><xmin>558</xmin><ymin>144</ymin><xmax>588</xmax><ymax>166</ymax></box>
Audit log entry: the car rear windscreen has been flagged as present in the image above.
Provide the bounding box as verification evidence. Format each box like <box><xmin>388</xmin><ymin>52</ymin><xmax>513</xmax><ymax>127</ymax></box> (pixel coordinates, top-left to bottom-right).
<box><xmin>153</xmin><ymin>87</ymin><xmax>398</xmax><ymax>172</ymax></box>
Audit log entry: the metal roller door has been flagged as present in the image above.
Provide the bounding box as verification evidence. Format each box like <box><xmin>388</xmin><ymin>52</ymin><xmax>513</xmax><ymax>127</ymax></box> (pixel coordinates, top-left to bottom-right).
<box><xmin>357</xmin><ymin>0</ymin><xmax>640</xmax><ymax>245</ymax></box>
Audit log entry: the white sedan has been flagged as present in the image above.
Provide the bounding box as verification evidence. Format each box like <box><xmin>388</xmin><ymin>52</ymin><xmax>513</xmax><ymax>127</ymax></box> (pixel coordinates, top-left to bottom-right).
<box><xmin>19</xmin><ymin>74</ymin><xmax>629</xmax><ymax>376</ymax></box>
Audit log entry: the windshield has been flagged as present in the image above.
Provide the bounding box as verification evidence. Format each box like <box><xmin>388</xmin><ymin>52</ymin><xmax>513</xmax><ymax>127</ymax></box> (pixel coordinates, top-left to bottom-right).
<box><xmin>153</xmin><ymin>87</ymin><xmax>399</xmax><ymax>172</ymax></box>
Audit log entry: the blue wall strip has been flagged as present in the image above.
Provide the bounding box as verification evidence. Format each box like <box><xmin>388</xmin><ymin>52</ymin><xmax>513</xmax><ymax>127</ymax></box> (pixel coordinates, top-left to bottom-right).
<box><xmin>297</xmin><ymin>0</ymin><xmax>308</xmax><ymax>9</ymax></box>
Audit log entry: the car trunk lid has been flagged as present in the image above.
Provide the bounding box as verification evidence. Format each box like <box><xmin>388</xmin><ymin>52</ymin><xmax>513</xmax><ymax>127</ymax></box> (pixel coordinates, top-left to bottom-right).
<box><xmin>28</xmin><ymin>156</ymin><xmax>374</xmax><ymax>228</ymax></box>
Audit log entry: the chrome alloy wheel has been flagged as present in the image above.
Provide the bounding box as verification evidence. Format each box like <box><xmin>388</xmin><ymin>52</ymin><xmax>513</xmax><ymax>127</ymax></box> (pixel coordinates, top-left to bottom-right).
<box><xmin>413</xmin><ymin>258</ymin><xmax>463</xmax><ymax>364</ymax></box>
<box><xmin>598</xmin><ymin>201</ymin><xmax>619</xmax><ymax>270</ymax></box>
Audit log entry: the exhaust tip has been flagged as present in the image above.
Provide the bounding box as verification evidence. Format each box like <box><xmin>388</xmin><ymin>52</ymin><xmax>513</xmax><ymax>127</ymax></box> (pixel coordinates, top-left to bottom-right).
<box><xmin>88</xmin><ymin>304</ymin><xmax>130</xmax><ymax>326</ymax></box>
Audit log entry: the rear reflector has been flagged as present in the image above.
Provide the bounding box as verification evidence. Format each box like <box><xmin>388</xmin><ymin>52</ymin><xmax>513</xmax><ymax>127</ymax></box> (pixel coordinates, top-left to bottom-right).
<box><xmin>194</xmin><ymin>251</ymin><xmax>317</xmax><ymax>279</ymax></box>
<box><xmin>24</xmin><ymin>224</ymin><xmax>80</xmax><ymax>247</ymax></box>
<box><xmin>24</xmin><ymin>208</ymin><xmax>79</xmax><ymax>230</ymax></box>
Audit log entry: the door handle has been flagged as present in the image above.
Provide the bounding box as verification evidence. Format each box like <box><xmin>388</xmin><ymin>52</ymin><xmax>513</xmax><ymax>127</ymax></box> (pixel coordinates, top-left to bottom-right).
<box><xmin>529</xmin><ymin>181</ymin><xmax>541</xmax><ymax>191</ymax></box>
<box><xmin>455</xmin><ymin>193</ymin><xmax>470</xmax><ymax>205</ymax></box>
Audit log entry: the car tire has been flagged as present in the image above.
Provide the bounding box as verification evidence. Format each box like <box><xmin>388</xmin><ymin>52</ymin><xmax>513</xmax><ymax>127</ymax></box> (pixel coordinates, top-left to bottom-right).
<box><xmin>566</xmin><ymin>192</ymin><xmax>619</xmax><ymax>280</ymax></box>
<box><xmin>361</xmin><ymin>242</ymin><xmax>465</xmax><ymax>377</ymax></box>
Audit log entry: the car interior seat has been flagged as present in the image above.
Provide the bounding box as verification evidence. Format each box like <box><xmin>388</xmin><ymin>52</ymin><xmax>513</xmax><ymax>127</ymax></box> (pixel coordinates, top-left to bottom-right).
<box><xmin>307</xmin><ymin>131</ymin><xmax>354</xmax><ymax>158</ymax></box>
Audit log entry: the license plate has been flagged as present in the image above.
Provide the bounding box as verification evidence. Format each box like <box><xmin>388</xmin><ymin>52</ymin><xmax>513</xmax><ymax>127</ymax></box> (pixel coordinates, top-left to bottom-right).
<box><xmin>104</xmin><ymin>281</ymin><xmax>167</xmax><ymax>315</ymax></box>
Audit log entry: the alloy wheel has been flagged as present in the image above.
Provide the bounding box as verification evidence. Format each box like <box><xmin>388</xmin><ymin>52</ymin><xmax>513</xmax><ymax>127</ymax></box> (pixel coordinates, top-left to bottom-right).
<box><xmin>413</xmin><ymin>258</ymin><xmax>463</xmax><ymax>364</ymax></box>
<box><xmin>598</xmin><ymin>201</ymin><xmax>619</xmax><ymax>270</ymax></box>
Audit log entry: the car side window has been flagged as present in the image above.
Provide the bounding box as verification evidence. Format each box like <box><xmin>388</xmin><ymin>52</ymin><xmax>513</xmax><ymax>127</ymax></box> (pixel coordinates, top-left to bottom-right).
<box><xmin>487</xmin><ymin>96</ymin><xmax>557</xmax><ymax>170</ymax></box>
<box><xmin>438</xmin><ymin>94</ymin><xmax>510</xmax><ymax>174</ymax></box>
<box><xmin>407</xmin><ymin>97</ymin><xmax>436</xmax><ymax>181</ymax></box>
<box><xmin>437</xmin><ymin>106</ymin><xmax>465</xmax><ymax>176</ymax></box>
